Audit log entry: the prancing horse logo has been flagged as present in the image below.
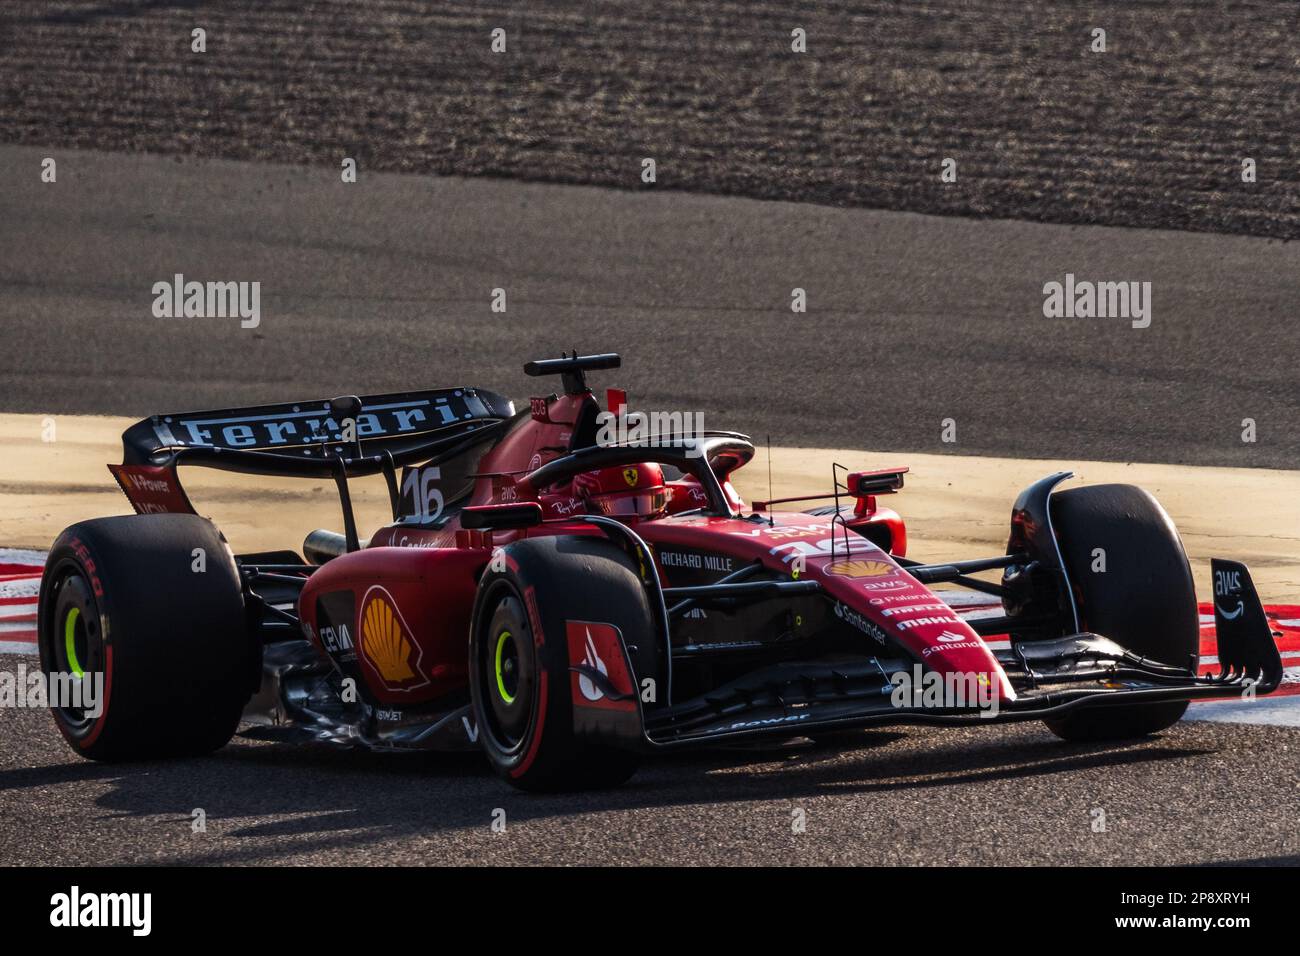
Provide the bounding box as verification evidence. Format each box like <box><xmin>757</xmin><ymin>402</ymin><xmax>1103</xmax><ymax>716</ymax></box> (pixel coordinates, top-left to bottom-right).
<box><xmin>622</xmin><ymin>467</ymin><xmax>639</xmax><ymax>487</ymax></box>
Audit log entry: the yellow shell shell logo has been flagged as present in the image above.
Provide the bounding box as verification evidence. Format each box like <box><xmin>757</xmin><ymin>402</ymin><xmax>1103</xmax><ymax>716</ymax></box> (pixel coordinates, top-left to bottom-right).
<box><xmin>361</xmin><ymin>593</ymin><xmax>416</xmax><ymax>683</ymax></box>
<box><xmin>623</xmin><ymin>467</ymin><xmax>639</xmax><ymax>487</ymax></box>
<box><xmin>825</xmin><ymin>560</ymin><xmax>896</xmax><ymax>579</ymax></box>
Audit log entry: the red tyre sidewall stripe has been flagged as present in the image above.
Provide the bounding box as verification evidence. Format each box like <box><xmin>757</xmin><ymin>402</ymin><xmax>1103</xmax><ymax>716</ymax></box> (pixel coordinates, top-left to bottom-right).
<box><xmin>77</xmin><ymin>644</ymin><xmax>113</xmax><ymax>749</ymax></box>
<box><xmin>512</xmin><ymin>585</ymin><xmax>549</xmax><ymax>778</ymax></box>
<box><xmin>512</xmin><ymin>671</ymin><xmax>547</xmax><ymax>778</ymax></box>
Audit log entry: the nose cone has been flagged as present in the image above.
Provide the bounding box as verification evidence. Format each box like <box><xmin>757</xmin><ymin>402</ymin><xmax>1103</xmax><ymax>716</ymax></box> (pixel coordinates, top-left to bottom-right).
<box><xmin>811</xmin><ymin>560</ymin><xmax>1017</xmax><ymax>703</ymax></box>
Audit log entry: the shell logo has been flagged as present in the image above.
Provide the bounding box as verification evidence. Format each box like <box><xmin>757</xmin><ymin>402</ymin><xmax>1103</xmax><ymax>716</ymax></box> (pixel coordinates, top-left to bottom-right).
<box><xmin>358</xmin><ymin>586</ymin><xmax>430</xmax><ymax>692</ymax></box>
<box><xmin>825</xmin><ymin>559</ymin><xmax>896</xmax><ymax>579</ymax></box>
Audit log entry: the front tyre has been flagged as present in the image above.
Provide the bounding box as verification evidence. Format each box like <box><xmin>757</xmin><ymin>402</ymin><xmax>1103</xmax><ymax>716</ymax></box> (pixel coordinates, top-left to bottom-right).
<box><xmin>38</xmin><ymin>515</ymin><xmax>256</xmax><ymax>761</ymax></box>
<box><xmin>469</xmin><ymin>536</ymin><xmax>648</xmax><ymax>792</ymax></box>
<box><xmin>1042</xmin><ymin>484</ymin><xmax>1198</xmax><ymax>741</ymax></box>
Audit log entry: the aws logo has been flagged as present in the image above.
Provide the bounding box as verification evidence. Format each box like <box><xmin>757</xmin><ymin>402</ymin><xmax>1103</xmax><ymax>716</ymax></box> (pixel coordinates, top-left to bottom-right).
<box><xmin>358</xmin><ymin>586</ymin><xmax>430</xmax><ymax>692</ymax></box>
<box><xmin>1214</xmin><ymin>567</ymin><xmax>1245</xmax><ymax>620</ymax></box>
<box><xmin>1214</xmin><ymin>568</ymin><xmax>1242</xmax><ymax>597</ymax></box>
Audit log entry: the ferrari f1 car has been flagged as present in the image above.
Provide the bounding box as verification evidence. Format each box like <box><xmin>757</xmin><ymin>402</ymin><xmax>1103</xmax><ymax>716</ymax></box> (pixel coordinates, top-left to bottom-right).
<box><xmin>38</xmin><ymin>353</ymin><xmax>1284</xmax><ymax>790</ymax></box>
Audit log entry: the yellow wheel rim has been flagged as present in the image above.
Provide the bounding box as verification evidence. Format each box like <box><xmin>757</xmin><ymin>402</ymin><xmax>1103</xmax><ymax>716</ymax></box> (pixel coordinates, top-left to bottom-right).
<box><xmin>494</xmin><ymin>630</ymin><xmax>516</xmax><ymax>704</ymax></box>
<box><xmin>64</xmin><ymin>606</ymin><xmax>84</xmax><ymax>679</ymax></box>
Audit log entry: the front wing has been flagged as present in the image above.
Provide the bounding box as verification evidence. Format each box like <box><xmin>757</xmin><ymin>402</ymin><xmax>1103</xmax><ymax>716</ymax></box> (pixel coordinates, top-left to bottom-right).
<box><xmin>574</xmin><ymin>558</ymin><xmax>1285</xmax><ymax>749</ymax></box>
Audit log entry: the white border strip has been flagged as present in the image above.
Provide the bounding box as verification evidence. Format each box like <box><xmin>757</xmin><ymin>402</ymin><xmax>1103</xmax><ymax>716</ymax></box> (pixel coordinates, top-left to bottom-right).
<box><xmin>0</xmin><ymin>579</ymin><xmax>40</xmax><ymax>599</ymax></box>
<box><xmin>0</xmin><ymin>548</ymin><xmax>47</xmax><ymax>567</ymax></box>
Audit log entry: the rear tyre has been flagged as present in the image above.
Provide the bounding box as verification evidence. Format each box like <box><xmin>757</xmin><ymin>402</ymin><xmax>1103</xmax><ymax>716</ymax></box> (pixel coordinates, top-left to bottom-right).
<box><xmin>469</xmin><ymin>536</ymin><xmax>649</xmax><ymax>792</ymax></box>
<box><xmin>38</xmin><ymin>515</ymin><xmax>255</xmax><ymax>761</ymax></box>
<box><xmin>1041</xmin><ymin>484</ymin><xmax>1198</xmax><ymax>741</ymax></box>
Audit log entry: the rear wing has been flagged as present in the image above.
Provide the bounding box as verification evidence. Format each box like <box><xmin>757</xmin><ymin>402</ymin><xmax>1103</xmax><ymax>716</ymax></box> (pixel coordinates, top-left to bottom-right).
<box><xmin>120</xmin><ymin>388</ymin><xmax>514</xmax><ymax>467</ymax></box>
<box><xmin>109</xmin><ymin>388</ymin><xmax>515</xmax><ymax>541</ymax></box>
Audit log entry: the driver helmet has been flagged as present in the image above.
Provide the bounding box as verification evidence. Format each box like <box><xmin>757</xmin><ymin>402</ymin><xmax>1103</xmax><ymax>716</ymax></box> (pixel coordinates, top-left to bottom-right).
<box><xmin>573</xmin><ymin>463</ymin><xmax>669</xmax><ymax>520</ymax></box>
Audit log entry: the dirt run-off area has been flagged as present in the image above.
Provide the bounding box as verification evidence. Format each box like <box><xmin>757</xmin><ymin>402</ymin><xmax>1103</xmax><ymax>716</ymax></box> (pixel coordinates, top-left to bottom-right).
<box><xmin>1</xmin><ymin>0</ymin><xmax>1296</xmax><ymax>238</ymax></box>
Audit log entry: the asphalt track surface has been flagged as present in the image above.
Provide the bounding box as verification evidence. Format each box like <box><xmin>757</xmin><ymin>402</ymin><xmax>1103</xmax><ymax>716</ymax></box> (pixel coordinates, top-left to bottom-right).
<box><xmin>1</xmin><ymin>145</ymin><xmax>1297</xmax><ymax>469</ymax></box>
<box><xmin>0</xmin><ymin>148</ymin><xmax>1297</xmax><ymax>865</ymax></box>
<box><xmin>1</xmin><ymin>654</ymin><xmax>1296</xmax><ymax>866</ymax></box>
<box><xmin>3</xmin><ymin>0</ymin><xmax>1297</xmax><ymax>240</ymax></box>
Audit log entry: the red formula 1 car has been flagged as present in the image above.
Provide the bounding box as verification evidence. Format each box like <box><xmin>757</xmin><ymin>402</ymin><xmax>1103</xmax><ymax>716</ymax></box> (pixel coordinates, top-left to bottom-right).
<box><xmin>38</xmin><ymin>353</ymin><xmax>1283</xmax><ymax>790</ymax></box>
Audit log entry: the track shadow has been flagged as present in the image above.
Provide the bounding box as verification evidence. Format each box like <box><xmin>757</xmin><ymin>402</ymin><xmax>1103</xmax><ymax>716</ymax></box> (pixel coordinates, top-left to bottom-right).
<box><xmin>0</xmin><ymin>720</ymin><xmax>1220</xmax><ymax>864</ymax></box>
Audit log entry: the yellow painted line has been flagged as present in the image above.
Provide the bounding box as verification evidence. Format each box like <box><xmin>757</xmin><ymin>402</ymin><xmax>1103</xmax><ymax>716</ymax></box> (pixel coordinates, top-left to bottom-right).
<box><xmin>3</xmin><ymin>414</ymin><xmax>1297</xmax><ymax>600</ymax></box>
